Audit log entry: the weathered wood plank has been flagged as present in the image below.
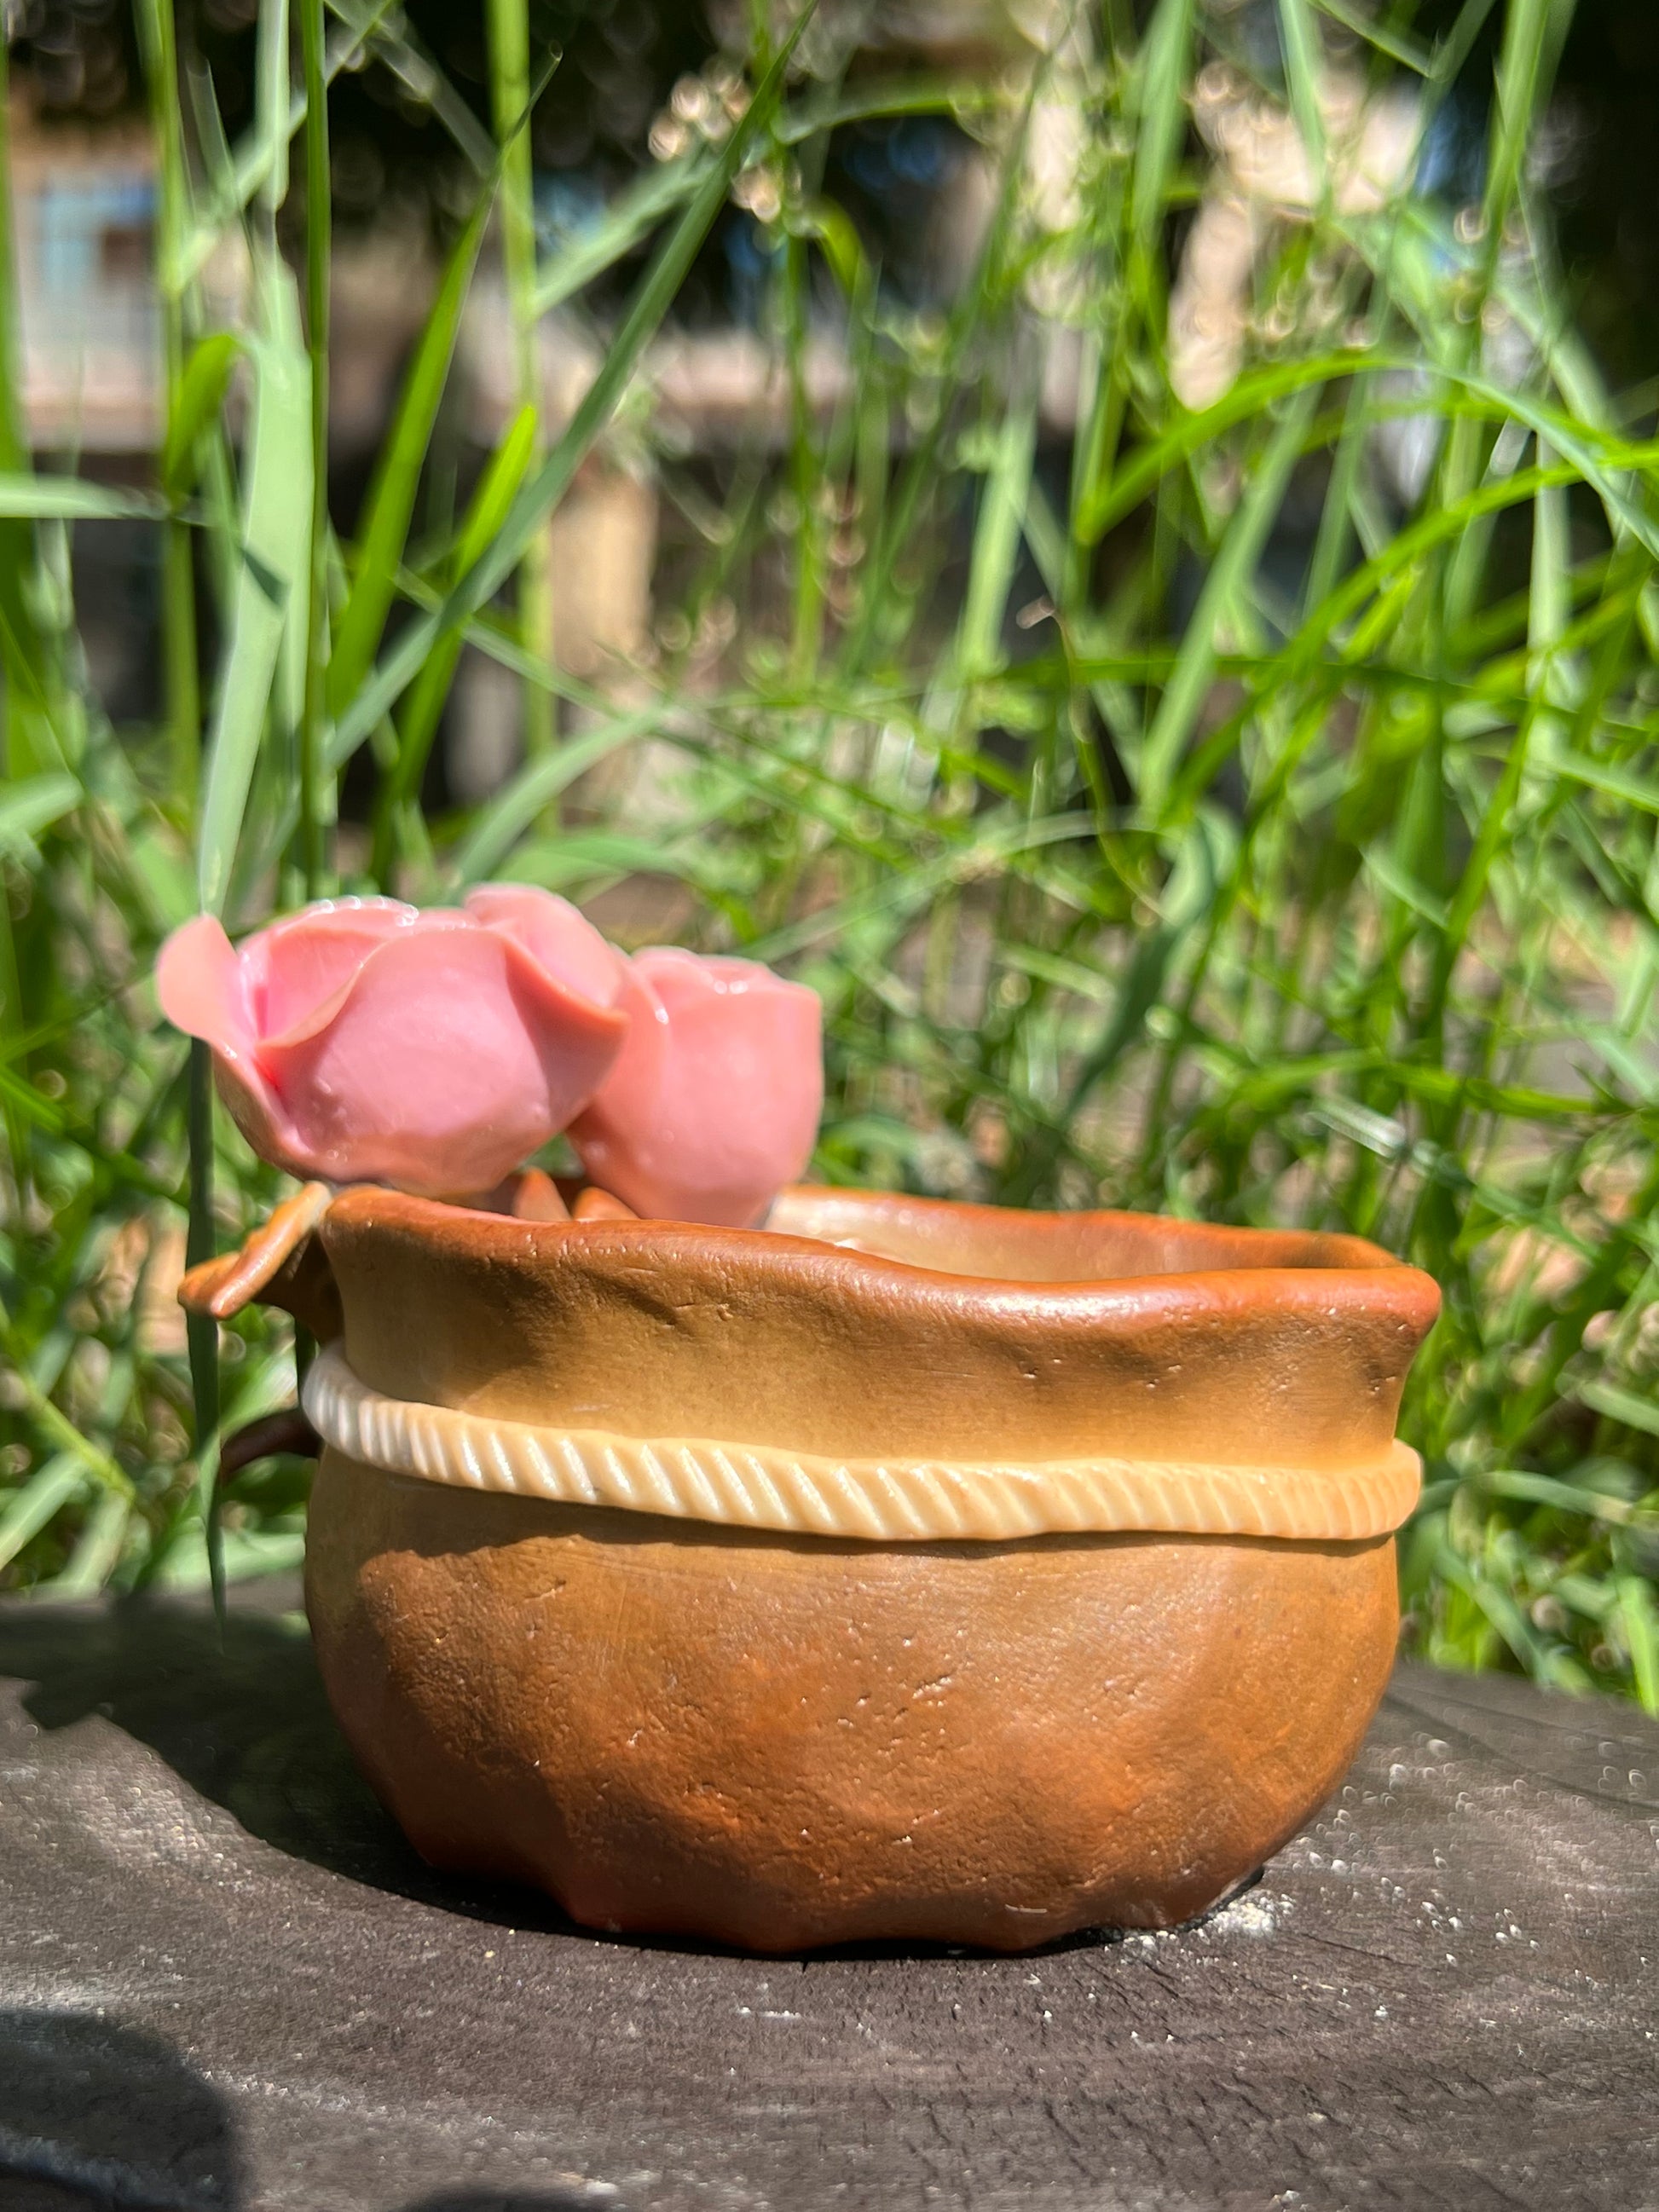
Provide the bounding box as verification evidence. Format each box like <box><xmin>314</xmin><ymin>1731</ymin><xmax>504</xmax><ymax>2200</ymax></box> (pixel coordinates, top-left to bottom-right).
<box><xmin>1</xmin><ymin>1580</ymin><xmax>1655</xmax><ymax>2212</ymax></box>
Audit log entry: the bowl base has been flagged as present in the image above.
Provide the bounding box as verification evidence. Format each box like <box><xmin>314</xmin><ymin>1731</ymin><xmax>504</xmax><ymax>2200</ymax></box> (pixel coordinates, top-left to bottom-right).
<box><xmin>305</xmin><ymin>1450</ymin><xmax>1397</xmax><ymax>1953</ymax></box>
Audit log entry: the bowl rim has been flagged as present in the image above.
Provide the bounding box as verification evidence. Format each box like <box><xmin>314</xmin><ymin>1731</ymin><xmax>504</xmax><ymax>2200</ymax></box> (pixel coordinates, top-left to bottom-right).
<box><xmin>321</xmin><ymin>1182</ymin><xmax>1442</xmax><ymax>1337</ymax></box>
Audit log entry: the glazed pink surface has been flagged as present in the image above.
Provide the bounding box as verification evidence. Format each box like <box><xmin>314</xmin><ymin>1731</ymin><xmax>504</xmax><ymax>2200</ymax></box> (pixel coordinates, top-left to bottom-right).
<box><xmin>570</xmin><ymin>948</ymin><xmax>824</xmax><ymax>1226</ymax></box>
<box><xmin>157</xmin><ymin>890</ymin><xmax>826</xmax><ymax>1219</ymax></box>
<box><xmin>156</xmin><ymin>889</ymin><xmax>627</xmax><ymax>1197</ymax></box>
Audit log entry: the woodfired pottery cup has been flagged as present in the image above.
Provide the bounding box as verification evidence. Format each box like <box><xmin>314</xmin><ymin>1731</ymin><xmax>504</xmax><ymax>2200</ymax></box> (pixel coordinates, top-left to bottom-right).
<box><xmin>220</xmin><ymin>1184</ymin><xmax>1439</xmax><ymax>1953</ymax></box>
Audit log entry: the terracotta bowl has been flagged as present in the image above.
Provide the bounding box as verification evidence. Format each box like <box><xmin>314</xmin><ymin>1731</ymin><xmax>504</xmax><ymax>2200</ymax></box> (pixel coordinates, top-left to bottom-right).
<box><xmin>215</xmin><ymin>1183</ymin><xmax>1441</xmax><ymax>1954</ymax></box>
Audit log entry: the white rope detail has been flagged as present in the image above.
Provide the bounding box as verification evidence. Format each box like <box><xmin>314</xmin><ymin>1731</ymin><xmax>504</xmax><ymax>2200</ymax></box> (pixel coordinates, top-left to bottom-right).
<box><xmin>303</xmin><ymin>1342</ymin><xmax>1420</xmax><ymax>1544</ymax></box>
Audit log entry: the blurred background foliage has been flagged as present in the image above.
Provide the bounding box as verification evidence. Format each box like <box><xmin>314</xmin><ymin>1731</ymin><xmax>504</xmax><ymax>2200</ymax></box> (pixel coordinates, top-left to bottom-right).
<box><xmin>4</xmin><ymin>0</ymin><xmax>1659</xmax><ymax>1708</ymax></box>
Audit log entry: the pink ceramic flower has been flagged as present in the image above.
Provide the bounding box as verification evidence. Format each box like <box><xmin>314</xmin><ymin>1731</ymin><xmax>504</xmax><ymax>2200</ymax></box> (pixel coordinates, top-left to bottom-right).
<box><xmin>156</xmin><ymin>889</ymin><xmax>627</xmax><ymax>1198</ymax></box>
<box><xmin>570</xmin><ymin>948</ymin><xmax>823</xmax><ymax>1227</ymax></box>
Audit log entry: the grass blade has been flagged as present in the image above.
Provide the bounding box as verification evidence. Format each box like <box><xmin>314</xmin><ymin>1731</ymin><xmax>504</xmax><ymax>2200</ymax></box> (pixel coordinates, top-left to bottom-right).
<box><xmin>1139</xmin><ymin>388</ymin><xmax>1321</xmax><ymax>814</ymax></box>
<box><xmin>532</xmin><ymin>152</ymin><xmax>708</xmax><ymax>315</ymax></box>
<box><xmin>488</xmin><ymin>0</ymin><xmax>556</xmax><ymax>762</ymax></box>
<box><xmin>160</xmin><ymin>335</ymin><xmax>242</xmax><ymax>501</ymax></box>
<box><xmin>0</xmin><ymin>478</ymin><xmax>167</xmax><ymax>521</ymax></box>
<box><xmin>1310</xmin><ymin>0</ymin><xmax>1431</xmax><ymax>72</ymax></box>
<box><xmin>1616</xmin><ymin>1576</ymin><xmax>1659</xmax><ymax>1717</ymax></box>
<box><xmin>0</xmin><ymin>1457</ymin><xmax>85</xmax><ymax>1574</ymax></box>
<box><xmin>171</xmin><ymin>0</ymin><xmax>403</xmax><ymax>289</ymax></box>
<box><xmin>373</xmin><ymin>404</ymin><xmax>539</xmax><ymax>876</ymax></box>
<box><xmin>325</xmin><ymin>166</ymin><xmax>495</xmax><ymax>721</ymax></box>
<box><xmin>956</xmin><ymin>389</ymin><xmax>1038</xmax><ymax>681</ymax></box>
<box><xmin>196</xmin><ymin>259</ymin><xmax>313</xmax><ymax>915</ymax></box>
<box><xmin>332</xmin><ymin>0</ymin><xmax>494</xmax><ymax>176</ymax></box>
<box><xmin>1275</xmin><ymin>0</ymin><xmax>1329</xmax><ymax>199</ymax></box>
<box><xmin>332</xmin><ymin>10</ymin><xmax>816</xmax><ymax>765</ymax></box>
<box><xmin>0</xmin><ymin>772</ymin><xmax>80</xmax><ymax>857</ymax></box>
<box><xmin>1130</xmin><ymin>0</ymin><xmax>1194</xmax><ymax>279</ymax></box>
<box><xmin>35</xmin><ymin>1491</ymin><xmax>131</xmax><ymax>1600</ymax></box>
<box><xmin>298</xmin><ymin>0</ymin><xmax>332</xmax><ymax>898</ymax></box>
<box><xmin>452</xmin><ymin>703</ymin><xmax>662</xmax><ymax>886</ymax></box>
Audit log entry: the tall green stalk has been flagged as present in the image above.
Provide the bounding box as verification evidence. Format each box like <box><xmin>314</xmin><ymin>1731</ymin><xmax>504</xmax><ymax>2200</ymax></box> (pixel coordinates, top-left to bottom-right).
<box><xmin>487</xmin><ymin>0</ymin><xmax>556</xmax><ymax>765</ymax></box>
<box><xmin>186</xmin><ymin>1040</ymin><xmax>223</xmax><ymax>1623</ymax></box>
<box><xmin>135</xmin><ymin>0</ymin><xmax>199</xmax><ymax>810</ymax></box>
<box><xmin>255</xmin><ymin>0</ymin><xmax>290</xmax><ymax>242</ymax></box>
<box><xmin>298</xmin><ymin>0</ymin><xmax>332</xmax><ymax>897</ymax></box>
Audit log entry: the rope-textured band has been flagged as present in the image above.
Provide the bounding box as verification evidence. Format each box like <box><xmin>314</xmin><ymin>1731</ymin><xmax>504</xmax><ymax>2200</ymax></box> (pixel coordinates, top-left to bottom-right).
<box><xmin>303</xmin><ymin>1343</ymin><xmax>1421</xmax><ymax>1544</ymax></box>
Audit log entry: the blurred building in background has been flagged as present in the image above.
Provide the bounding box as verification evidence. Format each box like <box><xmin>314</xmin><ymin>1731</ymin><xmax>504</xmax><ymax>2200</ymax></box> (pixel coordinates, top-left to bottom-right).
<box><xmin>7</xmin><ymin>106</ymin><xmax>159</xmax><ymax>450</ymax></box>
<box><xmin>3</xmin><ymin>0</ymin><xmax>1066</xmax><ymax>798</ymax></box>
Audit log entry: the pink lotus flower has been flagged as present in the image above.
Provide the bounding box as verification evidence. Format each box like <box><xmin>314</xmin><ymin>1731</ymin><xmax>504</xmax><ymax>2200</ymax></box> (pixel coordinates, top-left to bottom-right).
<box><xmin>155</xmin><ymin>888</ymin><xmax>627</xmax><ymax>1198</ymax></box>
<box><xmin>570</xmin><ymin>948</ymin><xmax>823</xmax><ymax>1227</ymax></box>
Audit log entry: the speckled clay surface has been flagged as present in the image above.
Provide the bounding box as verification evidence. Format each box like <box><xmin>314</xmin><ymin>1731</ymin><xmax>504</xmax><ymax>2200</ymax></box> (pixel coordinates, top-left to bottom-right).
<box><xmin>275</xmin><ymin>1187</ymin><xmax>1438</xmax><ymax>1950</ymax></box>
<box><xmin>304</xmin><ymin>1458</ymin><xmax>1401</xmax><ymax>1951</ymax></box>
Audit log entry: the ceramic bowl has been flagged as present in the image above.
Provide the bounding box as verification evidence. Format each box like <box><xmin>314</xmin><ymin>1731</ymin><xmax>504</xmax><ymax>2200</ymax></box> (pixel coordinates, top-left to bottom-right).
<box><xmin>247</xmin><ymin>1184</ymin><xmax>1441</xmax><ymax>1953</ymax></box>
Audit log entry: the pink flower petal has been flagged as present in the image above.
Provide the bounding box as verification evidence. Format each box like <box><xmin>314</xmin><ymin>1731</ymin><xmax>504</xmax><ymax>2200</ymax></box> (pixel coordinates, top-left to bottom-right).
<box><xmin>246</xmin><ymin>897</ymin><xmax>419</xmax><ymax>1041</ymax></box>
<box><xmin>211</xmin><ymin>1060</ymin><xmax>319</xmax><ymax>1187</ymax></box>
<box><xmin>257</xmin><ymin>926</ymin><xmax>622</xmax><ymax>1196</ymax></box>
<box><xmin>154</xmin><ymin>914</ymin><xmax>257</xmax><ymax>1055</ymax></box>
<box><xmin>491</xmin><ymin>936</ymin><xmax>629</xmax><ymax>1123</ymax></box>
<box><xmin>463</xmin><ymin>885</ymin><xmax>627</xmax><ymax>1014</ymax></box>
<box><xmin>158</xmin><ymin>892</ymin><xmax>633</xmax><ymax>1197</ymax></box>
<box><xmin>155</xmin><ymin>915</ymin><xmax>311</xmax><ymax>1173</ymax></box>
<box><xmin>572</xmin><ymin>947</ymin><xmax>823</xmax><ymax>1226</ymax></box>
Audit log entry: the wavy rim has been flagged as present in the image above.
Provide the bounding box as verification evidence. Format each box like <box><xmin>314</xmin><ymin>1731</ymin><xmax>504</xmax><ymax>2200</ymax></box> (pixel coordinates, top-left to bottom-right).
<box><xmin>321</xmin><ymin>1186</ymin><xmax>1442</xmax><ymax>1335</ymax></box>
<box><xmin>771</xmin><ymin>1183</ymin><xmax>1403</xmax><ymax>1273</ymax></box>
<box><xmin>303</xmin><ymin>1343</ymin><xmax>1422</xmax><ymax>1545</ymax></box>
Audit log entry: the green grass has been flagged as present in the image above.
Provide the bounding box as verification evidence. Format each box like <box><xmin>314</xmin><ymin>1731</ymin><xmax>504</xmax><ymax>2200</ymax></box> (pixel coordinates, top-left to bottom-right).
<box><xmin>3</xmin><ymin>0</ymin><xmax>1659</xmax><ymax>1707</ymax></box>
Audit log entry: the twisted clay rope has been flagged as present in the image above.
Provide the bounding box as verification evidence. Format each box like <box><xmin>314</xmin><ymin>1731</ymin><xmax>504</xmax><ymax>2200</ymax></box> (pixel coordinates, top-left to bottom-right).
<box><xmin>303</xmin><ymin>1343</ymin><xmax>1420</xmax><ymax>1544</ymax></box>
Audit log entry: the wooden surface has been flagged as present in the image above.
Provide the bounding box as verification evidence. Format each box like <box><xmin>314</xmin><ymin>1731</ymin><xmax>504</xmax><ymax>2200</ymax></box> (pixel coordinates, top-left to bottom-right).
<box><xmin>1</xmin><ymin>1576</ymin><xmax>1656</xmax><ymax>2212</ymax></box>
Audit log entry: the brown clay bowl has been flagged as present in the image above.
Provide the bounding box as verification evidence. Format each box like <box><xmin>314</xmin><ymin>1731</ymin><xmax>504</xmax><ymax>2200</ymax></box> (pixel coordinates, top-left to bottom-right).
<box><xmin>286</xmin><ymin>1185</ymin><xmax>1438</xmax><ymax>1954</ymax></box>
